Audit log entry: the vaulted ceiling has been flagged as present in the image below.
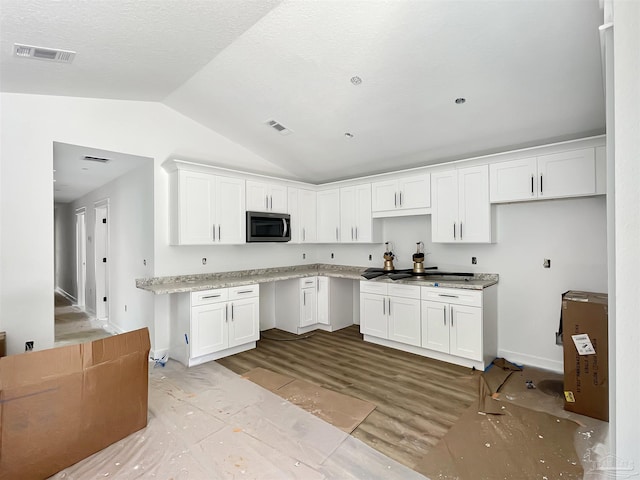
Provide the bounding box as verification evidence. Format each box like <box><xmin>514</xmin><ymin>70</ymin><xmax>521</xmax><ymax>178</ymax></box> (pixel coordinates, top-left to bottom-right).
<box><xmin>1</xmin><ymin>0</ymin><xmax>605</xmax><ymax>184</ymax></box>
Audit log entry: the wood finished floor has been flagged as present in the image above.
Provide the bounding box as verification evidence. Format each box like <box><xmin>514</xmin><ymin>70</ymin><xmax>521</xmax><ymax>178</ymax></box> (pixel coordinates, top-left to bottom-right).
<box><xmin>217</xmin><ymin>325</ymin><xmax>479</xmax><ymax>470</ymax></box>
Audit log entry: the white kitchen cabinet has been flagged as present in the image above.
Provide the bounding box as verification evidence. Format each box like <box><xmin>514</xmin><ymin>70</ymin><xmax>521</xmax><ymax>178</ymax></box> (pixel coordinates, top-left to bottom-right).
<box><xmin>371</xmin><ymin>174</ymin><xmax>430</xmax><ymax>217</ymax></box>
<box><xmin>431</xmin><ymin>165</ymin><xmax>492</xmax><ymax>243</ymax></box>
<box><xmin>170</xmin><ymin>285</ymin><xmax>260</xmax><ymax>367</ymax></box>
<box><xmin>276</xmin><ymin>276</ymin><xmax>354</xmax><ymax>334</ymax></box>
<box><xmin>421</xmin><ymin>292</ymin><xmax>482</xmax><ymax>362</ymax></box>
<box><xmin>169</xmin><ymin>169</ymin><xmax>245</xmax><ymax>245</ymax></box>
<box><xmin>288</xmin><ymin>187</ymin><xmax>317</xmax><ymax>243</ymax></box>
<box><xmin>246</xmin><ymin>180</ymin><xmax>288</xmax><ymax>213</ymax></box>
<box><xmin>359</xmin><ymin>282</ymin><xmax>421</xmax><ymax>347</ymax></box>
<box><xmin>316</xmin><ymin>188</ymin><xmax>341</xmax><ymax>243</ymax></box>
<box><xmin>489</xmin><ymin>147</ymin><xmax>597</xmax><ymax>203</ymax></box>
<box><xmin>360</xmin><ymin>281</ymin><xmax>497</xmax><ymax>370</ymax></box>
<box><xmin>340</xmin><ymin>184</ymin><xmax>381</xmax><ymax>243</ymax></box>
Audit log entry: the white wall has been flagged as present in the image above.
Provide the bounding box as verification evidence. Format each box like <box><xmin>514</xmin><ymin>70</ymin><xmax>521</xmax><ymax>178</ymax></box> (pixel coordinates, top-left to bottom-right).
<box><xmin>613</xmin><ymin>0</ymin><xmax>640</xmax><ymax>470</ymax></box>
<box><xmin>54</xmin><ymin>202</ymin><xmax>75</xmax><ymax>299</ymax></box>
<box><xmin>68</xmin><ymin>163</ymin><xmax>154</xmax><ymax>333</ymax></box>
<box><xmin>0</xmin><ymin>92</ymin><xmax>295</xmax><ymax>355</ymax></box>
<box><xmin>315</xmin><ymin>195</ymin><xmax>607</xmax><ymax>372</ymax></box>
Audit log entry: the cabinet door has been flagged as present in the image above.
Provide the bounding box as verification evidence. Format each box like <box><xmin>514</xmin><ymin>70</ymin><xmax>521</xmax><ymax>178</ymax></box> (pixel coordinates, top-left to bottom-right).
<box><xmin>317</xmin><ymin>189</ymin><xmax>341</xmax><ymax>243</ymax></box>
<box><xmin>298</xmin><ymin>188</ymin><xmax>317</xmax><ymax>243</ymax></box>
<box><xmin>354</xmin><ymin>184</ymin><xmax>373</xmax><ymax>242</ymax></box>
<box><xmin>269</xmin><ymin>184</ymin><xmax>288</xmax><ymax>213</ymax></box>
<box><xmin>215</xmin><ymin>176</ymin><xmax>245</xmax><ymax>244</ymax></box>
<box><xmin>421</xmin><ymin>300</ymin><xmax>450</xmax><ymax>354</ymax></box>
<box><xmin>449</xmin><ymin>305</ymin><xmax>482</xmax><ymax>361</ymax></box>
<box><xmin>398</xmin><ymin>174</ymin><xmax>430</xmax><ymax>209</ymax></box>
<box><xmin>229</xmin><ymin>297</ymin><xmax>259</xmax><ymax>347</ymax></box>
<box><xmin>317</xmin><ymin>277</ymin><xmax>330</xmax><ymax>325</ymax></box>
<box><xmin>388</xmin><ymin>296</ymin><xmax>421</xmax><ymax>347</ymax></box>
<box><xmin>371</xmin><ymin>180</ymin><xmax>398</xmax><ymax>212</ymax></box>
<box><xmin>489</xmin><ymin>157</ymin><xmax>537</xmax><ymax>202</ymax></box>
<box><xmin>300</xmin><ymin>287</ymin><xmax>317</xmax><ymax>327</ymax></box>
<box><xmin>191</xmin><ymin>303</ymin><xmax>227</xmax><ymax>357</ymax></box>
<box><xmin>458</xmin><ymin>165</ymin><xmax>491</xmax><ymax>243</ymax></box>
<box><xmin>179</xmin><ymin>171</ymin><xmax>216</xmax><ymax>245</ymax></box>
<box><xmin>339</xmin><ymin>186</ymin><xmax>357</xmax><ymax>242</ymax></box>
<box><xmin>537</xmin><ymin>148</ymin><xmax>596</xmax><ymax>199</ymax></box>
<box><xmin>246</xmin><ymin>181</ymin><xmax>270</xmax><ymax>212</ymax></box>
<box><xmin>287</xmin><ymin>188</ymin><xmax>300</xmax><ymax>243</ymax></box>
<box><xmin>431</xmin><ymin>170</ymin><xmax>458</xmax><ymax>242</ymax></box>
<box><xmin>360</xmin><ymin>293</ymin><xmax>388</xmax><ymax>338</ymax></box>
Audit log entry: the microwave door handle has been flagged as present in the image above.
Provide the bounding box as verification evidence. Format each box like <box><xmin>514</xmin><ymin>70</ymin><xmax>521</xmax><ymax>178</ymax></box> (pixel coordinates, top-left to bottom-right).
<box><xmin>282</xmin><ymin>218</ymin><xmax>288</xmax><ymax>237</ymax></box>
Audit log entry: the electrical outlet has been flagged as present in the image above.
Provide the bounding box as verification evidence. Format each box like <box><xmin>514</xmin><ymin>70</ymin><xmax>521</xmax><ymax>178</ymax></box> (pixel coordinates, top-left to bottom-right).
<box><xmin>369</xmin><ymin>254</ymin><xmax>373</xmax><ymax>261</ymax></box>
<box><xmin>472</xmin><ymin>256</ymin><xmax>477</xmax><ymax>265</ymax></box>
<box><xmin>331</xmin><ymin>253</ymin><xmax>334</xmax><ymax>259</ymax></box>
<box><xmin>543</xmin><ymin>259</ymin><xmax>551</xmax><ymax>268</ymax></box>
<box><xmin>202</xmin><ymin>257</ymin><xmax>207</xmax><ymax>265</ymax></box>
<box><xmin>303</xmin><ymin>253</ymin><xmax>306</xmax><ymax>259</ymax></box>
<box><xmin>25</xmin><ymin>341</ymin><xmax>34</xmax><ymax>351</ymax></box>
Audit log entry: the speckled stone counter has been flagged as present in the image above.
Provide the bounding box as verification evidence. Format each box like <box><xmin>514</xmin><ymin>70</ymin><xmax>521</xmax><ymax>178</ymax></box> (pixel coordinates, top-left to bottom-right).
<box><xmin>136</xmin><ymin>264</ymin><xmax>498</xmax><ymax>294</ymax></box>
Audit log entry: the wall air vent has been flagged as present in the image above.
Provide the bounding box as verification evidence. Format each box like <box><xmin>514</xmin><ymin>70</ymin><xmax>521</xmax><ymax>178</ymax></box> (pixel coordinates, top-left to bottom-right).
<box><xmin>83</xmin><ymin>155</ymin><xmax>111</xmax><ymax>164</ymax></box>
<box><xmin>14</xmin><ymin>43</ymin><xmax>76</xmax><ymax>63</ymax></box>
<box><xmin>265</xmin><ymin>119</ymin><xmax>293</xmax><ymax>136</ymax></box>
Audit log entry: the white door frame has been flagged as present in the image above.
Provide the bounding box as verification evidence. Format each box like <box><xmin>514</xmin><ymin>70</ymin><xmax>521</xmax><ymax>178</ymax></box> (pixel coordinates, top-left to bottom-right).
<box><xmin>75</xmin><ymin>207</ymin><xmax>87</xmax><ymax>308</ymax></box>
<box><xmin>94</xmin><ymin>199</ymin><xmax>110</xmax><ymax>322</ymax></box>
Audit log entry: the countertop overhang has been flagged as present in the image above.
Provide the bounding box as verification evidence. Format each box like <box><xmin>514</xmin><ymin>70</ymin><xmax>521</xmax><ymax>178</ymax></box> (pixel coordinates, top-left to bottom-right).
<box><xmin>136</xmin><ymin>264</ymin><xmax>498</xmax><ymax>295</ymax></box>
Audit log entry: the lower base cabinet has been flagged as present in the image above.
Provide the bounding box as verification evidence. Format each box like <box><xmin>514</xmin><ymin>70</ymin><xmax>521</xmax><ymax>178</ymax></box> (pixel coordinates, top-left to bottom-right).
<box><xmin>275</xmin><ymin>276</ymin><xmax>354</xmax><ymax>334</ymax></box>
<box><xmin>170</xmin><ymin>284</ymin><xmax>260</xmax><ymax>367</ymax></box>
<box><xmin>360</xmin><ymin>281</ymin><xmax>496</xmax><ymax>370</ymax></box>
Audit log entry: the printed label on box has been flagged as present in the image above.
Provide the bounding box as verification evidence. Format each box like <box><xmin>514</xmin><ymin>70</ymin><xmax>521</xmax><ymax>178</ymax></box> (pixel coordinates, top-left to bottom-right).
<box><xmin>571</xmin><ymin>333</ymin><xmax>596</xmax><ymax>355</ymax></box>
<box><xmin>564</xmin><ymin>391</ymin><xmax>576</xmax><ymax>403</ymax></box>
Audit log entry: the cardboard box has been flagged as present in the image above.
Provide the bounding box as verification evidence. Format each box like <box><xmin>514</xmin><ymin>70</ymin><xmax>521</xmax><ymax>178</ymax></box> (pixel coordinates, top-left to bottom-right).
<box><xmin>562</xmin><ymin>291</ymin><xmax>608</xmax><ymax>421</ymax></box>
<box><xmin>0</xmin><ymin>328</ymin><xmax>150</xmax><ymax>480</ymax></box>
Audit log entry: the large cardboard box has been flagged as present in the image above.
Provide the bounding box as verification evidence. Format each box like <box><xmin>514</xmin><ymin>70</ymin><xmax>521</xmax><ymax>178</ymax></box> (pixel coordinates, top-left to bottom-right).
<box><xmin>562</xmin><ymin>291</ymin><xmax>608</xmax><ymax>421</ymax></box>
<box><xmin>0</xmin><ymin>328</ymin><xmax>150</xmax><ymax>480</ymax></box>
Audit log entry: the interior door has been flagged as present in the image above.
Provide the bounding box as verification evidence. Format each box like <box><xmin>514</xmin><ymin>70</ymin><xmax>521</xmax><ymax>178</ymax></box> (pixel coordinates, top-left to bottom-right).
<box><xmin>94</xmin><ymin>200</ymin><xmax>109</xmax><ymax>321</ymax></box>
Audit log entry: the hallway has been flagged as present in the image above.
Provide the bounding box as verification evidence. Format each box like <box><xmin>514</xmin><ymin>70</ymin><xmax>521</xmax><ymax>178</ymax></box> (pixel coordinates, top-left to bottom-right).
<box><xmin>54</xmin><ymin>292</ymin><xmax>112</xmax><ymax>347</ymax></box>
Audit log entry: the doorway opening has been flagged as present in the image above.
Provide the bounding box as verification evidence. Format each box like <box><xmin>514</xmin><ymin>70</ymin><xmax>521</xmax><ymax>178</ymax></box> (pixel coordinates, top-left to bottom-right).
<box><xmin>75</xmin><ymin>207</ymin><xmax>87</xmax><ymax>308</ymax></box>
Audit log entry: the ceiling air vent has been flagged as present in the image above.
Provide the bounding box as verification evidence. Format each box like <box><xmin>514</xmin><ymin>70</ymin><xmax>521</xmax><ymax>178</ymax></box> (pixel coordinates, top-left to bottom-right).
<box><xmin>265</xmin><ymin>119</ymin><xmax>293</xmax><ymax>136</ymax></box>
<box><xmin>83</xmin><ymin>155</ymin><xmax>111</xmax><ymax>164</ymax></box>
<box><xmin>14</xmin><ymin>43</ymin><xmax>76</xmax><ymax>63</ymax></box>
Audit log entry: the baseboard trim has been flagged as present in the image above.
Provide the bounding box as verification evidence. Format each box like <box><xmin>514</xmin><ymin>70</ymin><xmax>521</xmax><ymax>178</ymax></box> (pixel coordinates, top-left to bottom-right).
<box><xmin>55</xmin><ymin>287</ymin><xmax>76</xmax><ymax>304</ymax></box>
<box><xmin>498</xmin><ymin>348</ymin><xmax>563</xmax><ymax>373</ymax></box>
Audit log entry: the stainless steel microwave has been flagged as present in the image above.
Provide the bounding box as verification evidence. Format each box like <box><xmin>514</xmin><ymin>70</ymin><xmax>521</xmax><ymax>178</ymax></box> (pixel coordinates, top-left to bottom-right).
<box><xmin>246</xmin><ymin>211</ymin><xmax>291</xmax><ymax>242</ymax></box>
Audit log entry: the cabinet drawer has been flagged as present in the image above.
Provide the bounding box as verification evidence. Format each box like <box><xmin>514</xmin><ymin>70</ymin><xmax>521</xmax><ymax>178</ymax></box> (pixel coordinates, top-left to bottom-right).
<box><xmin>300</xmin><ymin>277</ymin><xmax>317</xmax><ymax>289</ymax></box>
<box><xmin>228</xmin><ymin>284</ymin><xmax>259</xmax><ymax>300</ymax></box>
<box><xmin>388</xmin><ymin>284</ymin><xmax>421</xmax><ymax>300</ymax></box>
<box><xmin>360</xmin><ymin>281</ymin><xmax>387</xmax><ymax>295</ymax></box>
<box><xmin>421</xmin><ymin>287</ymin><xmax>482</xmax><ymax>307</ymax></box>
<box><xmin>191</xmin><ymin>288</ymin><xmax>228</xmax><ymax>306</ymax></box>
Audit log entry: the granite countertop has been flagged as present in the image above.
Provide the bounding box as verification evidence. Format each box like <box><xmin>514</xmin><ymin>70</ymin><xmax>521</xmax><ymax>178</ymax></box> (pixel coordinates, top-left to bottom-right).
<box><xmin>136</xmin><ymin>264</ymin><xmax>498</xmax><ymax>295</ymax></box>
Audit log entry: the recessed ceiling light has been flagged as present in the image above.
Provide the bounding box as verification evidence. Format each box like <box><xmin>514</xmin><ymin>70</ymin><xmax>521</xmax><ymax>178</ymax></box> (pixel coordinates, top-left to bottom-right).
<box><xmin>350</xmin><ymin>76</ymin><xmax>362</xmax><ymax>86</ymax></box>
<box><xmin>344</xmin><ymin>132</ymin><xmax>355</xmax><ymax>138</ymax></box>
<box><xmin>455</xmin><ymin>97</ymin><xmax>466</xmax><ymax>104</ymax></box>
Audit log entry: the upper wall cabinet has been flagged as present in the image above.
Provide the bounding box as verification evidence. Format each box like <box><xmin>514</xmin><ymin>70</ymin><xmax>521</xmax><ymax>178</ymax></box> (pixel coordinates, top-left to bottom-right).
<box><xmin>246</xmin><ymin>180</ymin><xmax>288</xmax><ymax>213</ymax></box>
<box><xmin>489</xmin><ymin>147</ymin><xmax>597</xmax><ymax>203</ymax></box>
<box><xmin>340</xmin><ymin>184</ymin><xmax>381</xmax><ymax>243</ymax></box>
<box><xmin>288</xmin><ymin>187</ymin><xmax>317</xmax><ymax>243</ymax></box>
<box><xmin>371</xmin><ymin>174</ymin><xmax>430</xmax><ymax>217</ymax></box>
<box><xmin>169</xmin><ymin>169</ymin><xmax>246</xmax><ymax>245</ymax></box>
<box><xmin>316</xmin><ymin>189</ymin><xmax>341</xmax><ymax>243</ymax></box>
<box><xmin>431</xmin><ymin>165</ymin><xmax>492</xmax><ymax>243</ymax></box>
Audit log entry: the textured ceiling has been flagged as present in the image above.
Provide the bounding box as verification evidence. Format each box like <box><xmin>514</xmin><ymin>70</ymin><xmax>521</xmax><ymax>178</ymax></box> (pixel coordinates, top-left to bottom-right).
<box><xmin>1</xmin><ymin>0</ymin><xmax>605</xmax><ymax>186</ymax></box>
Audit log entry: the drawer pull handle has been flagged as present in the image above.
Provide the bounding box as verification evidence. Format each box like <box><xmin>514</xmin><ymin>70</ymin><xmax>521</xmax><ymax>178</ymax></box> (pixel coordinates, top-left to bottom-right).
<box><xmin>438</xmin><ymin>294</ymin><xmax>459</xmax><ymax>298</ymax></box>
<box><xmin>202</xmin><ymin>294</ymin><xmax>221</xmax><ymax>299</ymax></box>
<box><xmin>236</xmin><ymin>290</ymin><xmax>253</xmax><ymax>294</ymax></box>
